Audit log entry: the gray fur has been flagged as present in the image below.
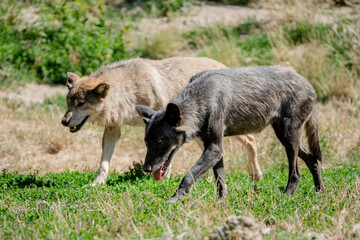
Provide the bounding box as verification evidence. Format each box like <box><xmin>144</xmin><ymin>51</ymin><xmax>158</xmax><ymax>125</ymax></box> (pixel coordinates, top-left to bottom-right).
<box><xmin>136</xmin><ymin>66</ymin><xmax>325</xmax><ymax>202</ymax></box>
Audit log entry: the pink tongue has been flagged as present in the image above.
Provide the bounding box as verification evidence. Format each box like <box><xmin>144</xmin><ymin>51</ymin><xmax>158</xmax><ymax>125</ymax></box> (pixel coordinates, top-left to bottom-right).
<box><xmin>152</xmin><ymin>166</ymin><xmax>163</xmax><ymax>181</ymax></box>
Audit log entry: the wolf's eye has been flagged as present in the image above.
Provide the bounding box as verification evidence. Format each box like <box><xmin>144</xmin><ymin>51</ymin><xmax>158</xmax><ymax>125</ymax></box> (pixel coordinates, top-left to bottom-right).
<box><xmin>78</xmin><ymin>102</ymin><xmax>85</xmax><ymax>107</ymax></box>
<box><xmin>157</xmin><ymin>138</ymin><xmax>162</xmax><ymax>143</ymax></box>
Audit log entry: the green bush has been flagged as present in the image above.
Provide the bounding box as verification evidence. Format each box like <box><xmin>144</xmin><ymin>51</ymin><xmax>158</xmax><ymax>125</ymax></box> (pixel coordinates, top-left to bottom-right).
<box><xmin>284</xmin><ymin>22</ymin><xmax>331</xmax><ymax>45</ymax></box>
<box><xmin>0</xmin><ymin>0</ymin><xmax>128</xmax><ymax>85</ymax></box>
<box><xmin>236</xmin><ymin>32</ymin><xmax>271</xmax><ymax>54</ymax></box>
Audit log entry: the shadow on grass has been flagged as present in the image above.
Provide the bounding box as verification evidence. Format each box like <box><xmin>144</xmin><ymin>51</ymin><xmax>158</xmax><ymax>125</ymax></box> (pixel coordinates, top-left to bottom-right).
<box><xmin>106</xmin><ymin>162</ymin><xmax>151</xmax><ymax>186</ymax></box>
<box><xmin>0</xmin><ymin>169</ymin><xmax>97</xmax><ymax>189</ymax></box>
<box><xmin>0</xmin><ymin>170</ymin><xmax>55</xmax><ymax>188</ymax></box>
<box><xmin>0</xmin><ymin>162</ymin><xmax>151</xmax><ymax>189</ymax></box>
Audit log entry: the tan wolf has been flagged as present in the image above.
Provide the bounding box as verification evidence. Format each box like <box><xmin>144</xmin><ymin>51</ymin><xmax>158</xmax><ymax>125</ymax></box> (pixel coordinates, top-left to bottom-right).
<box><xmin>61</xmin><ymin>57</ymin><xmax>262</xmax><ymax>185</ymax></box>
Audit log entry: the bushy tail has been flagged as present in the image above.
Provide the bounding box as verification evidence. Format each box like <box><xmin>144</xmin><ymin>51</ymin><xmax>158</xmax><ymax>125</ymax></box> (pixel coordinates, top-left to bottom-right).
<box><xmin>304</xmin><ymin>108</ymin><xmax>323</xmax><ymax>162</ymax></box>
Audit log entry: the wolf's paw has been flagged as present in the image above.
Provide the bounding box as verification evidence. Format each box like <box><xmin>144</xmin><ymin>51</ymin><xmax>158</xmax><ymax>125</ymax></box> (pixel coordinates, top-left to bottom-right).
<box><xmin>167</xmin><ymin>197</ymin><xmax>179</xmax><ymax>204</ymax></box>
<box><xmin>91</xmin><ymin>178</ymin><xmax>106</xmax><ymax>187</ymax></box>
<box><xmin>163</xmin><ymin>170</ymin><xmax>172</xmax><ymax>179</ymax></box>
<box><xmin>251</xmin><ymin>170</ymin><xmax>263</xmax><ymax>182</ymax></box>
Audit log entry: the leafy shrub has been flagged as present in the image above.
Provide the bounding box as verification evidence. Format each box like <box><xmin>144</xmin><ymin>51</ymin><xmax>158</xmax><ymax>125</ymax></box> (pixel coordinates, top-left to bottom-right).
<box><xmin>284</xmin><ymin>21</ymin><xmax>331</xmax><ymax>45</ymax></box>
<box><xmin>0</xmin><ymin>0</ymin><xmax>128</xmax><ymax>85</ymax></box>
<box><xmin>236</xmin><ymin>32</ymin><xmax>271</xmax><ymax>54</ymax></box>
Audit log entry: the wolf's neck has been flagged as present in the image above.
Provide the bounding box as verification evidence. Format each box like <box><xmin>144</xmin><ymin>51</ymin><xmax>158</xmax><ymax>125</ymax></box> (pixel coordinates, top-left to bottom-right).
<box><xmin>175</xmin><ymin>102</ymin><xmax>205</xmax><ymax>143</ymax></box>
<box><xmin>96</xmin><ymin>87</ymin><xmax>136</xmax><ymax>127</ymax></box>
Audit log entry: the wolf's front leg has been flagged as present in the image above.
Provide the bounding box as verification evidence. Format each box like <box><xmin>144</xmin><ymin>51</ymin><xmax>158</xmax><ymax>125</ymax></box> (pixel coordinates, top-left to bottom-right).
<box><xmin>168</xmin><ymin>142</ymin><xmax>223</xmax><ymax>203</ymax></box>
<box><xmin>92</xmin><ymin>126</ymin><xmax>121</xmax><ymax>186</ymax></box>
<box><xmin>213</xmin><ymin>157</ymin><xmax>227</xmax><ymax>198</ymax></box>
<box><xmin>196</xmin><ymin>137</ymin><xmax>227</xmax><ymax>198</ymax></box>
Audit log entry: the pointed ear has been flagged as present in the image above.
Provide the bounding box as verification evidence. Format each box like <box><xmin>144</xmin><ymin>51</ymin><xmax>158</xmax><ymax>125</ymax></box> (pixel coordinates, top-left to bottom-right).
<box><xmin>67</xmin><ymin>72</ymin><xmax>80</xmax><ymax>89</ymax></box>
<box><xmin>164</xmin><ymin>103</ymin><xmax>182</xmax><ymax>127</ymax></box>
<box><xmin>92</xmin><ymin>82</ymin><xmax>110</xmax><ymax>98</ymax></box>
<box><xmin>136</xmin><ymin>105</ymin><xmax>155</xmax><ymax>124</ymax></box>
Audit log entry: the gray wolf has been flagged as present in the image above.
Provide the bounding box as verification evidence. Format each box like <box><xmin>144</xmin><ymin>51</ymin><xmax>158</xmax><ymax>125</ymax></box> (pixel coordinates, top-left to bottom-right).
<box><xmin>136</xmin><ymin>66</ymin><xmax>325</xmax><ymax>203</ymax></box>
<box><xmin>61</xmin><ymin>57</ymin><xmax>262</xmax><ymax>186</ymax></box>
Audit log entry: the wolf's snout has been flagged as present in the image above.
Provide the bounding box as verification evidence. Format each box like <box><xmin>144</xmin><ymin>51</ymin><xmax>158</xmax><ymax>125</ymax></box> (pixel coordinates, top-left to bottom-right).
<box><xmin>61</xmin><ymin>112</ymin><xmax>72</xmax><ymax>126</ymax></box>
<box><xmin>143</xmin><ymin>164</ymin><xmax>152</xmax><ymax>173</ymax></box>
<box><xmin>61</xmin><ymin>118</ymin><xmax>70</xmax><ymax>126</ymax></box>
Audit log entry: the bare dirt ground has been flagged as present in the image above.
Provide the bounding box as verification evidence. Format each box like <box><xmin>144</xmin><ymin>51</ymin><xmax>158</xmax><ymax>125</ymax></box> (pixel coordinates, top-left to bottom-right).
<box><xmin>0</xmin><ymin>82</ymin><xmax>67</xmax><ymax>103</ymax></box>
<box><xmin>0</xmin><ymin>2</ymin><xmax>359</xmax><ymax>177</ymax></box>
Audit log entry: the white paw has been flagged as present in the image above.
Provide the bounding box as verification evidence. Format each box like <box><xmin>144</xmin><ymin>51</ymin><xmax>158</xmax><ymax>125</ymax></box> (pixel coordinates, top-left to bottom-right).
<box><xmin>91</xmin><ymin>178</ymin><xmax>106</xmax><ymax>186</ymax></box>
<box><xmin>163</xmin><ymin>170</ymin><xmax>172</xmax><ymax>179</ymax></box>
<box><xmin>250</xmin><ymin>170</ymin><xmax>263</xmax><ymax>182</ymax></box>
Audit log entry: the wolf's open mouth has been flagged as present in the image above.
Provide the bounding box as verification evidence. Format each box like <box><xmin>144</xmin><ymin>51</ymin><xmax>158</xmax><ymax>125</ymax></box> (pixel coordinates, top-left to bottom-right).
<box><xmin>69</xmin><ymin>116</ymin><xmax>89</xmax><ymax>133</ymax></box>
<box><xmin>152</xmin><ymin>148</ymin><xmax>176</xmax><ymax>181</ymax></box>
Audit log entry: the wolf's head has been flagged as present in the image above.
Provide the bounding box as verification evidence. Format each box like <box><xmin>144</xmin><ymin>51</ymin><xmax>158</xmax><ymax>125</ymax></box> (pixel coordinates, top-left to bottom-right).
<box><xmin>61</xmin><ymin>72</ymin><xmax>110</xmax><ymax>133</ymax></box>
<box><xmin>136</xmin><ymin>103</ymin><xmax>185</xmax><ymax>181</ymax></box>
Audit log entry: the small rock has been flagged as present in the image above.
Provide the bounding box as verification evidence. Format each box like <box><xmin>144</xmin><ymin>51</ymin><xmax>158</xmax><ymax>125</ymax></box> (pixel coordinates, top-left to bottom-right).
<box><xmin>303</xmin><ymin>231</ymin><xmax>326</xmax><ymax>240</ymax></box>
<box><xmin>352</xmin><ymin>223</ymin><xmax>360</xmax><ymax>239</ymax></box>
<box><xmin>209</xmin><ymin>227</ymin><xmax>228</xmax><ymax>240</ymax></box>
<box><xmin>36</xmin><ymin>200</ymin><xmax>49</xmax><ymax>207</ymax></box>
<box><xmin>227</xmin><ymin>216</ymin><xmax>258</xmax><ymax>230</ymax></box>
<box><xmin>209</xmin><ymin>216</ymin><xmax>268</xmax><ymax>240</ymax></box>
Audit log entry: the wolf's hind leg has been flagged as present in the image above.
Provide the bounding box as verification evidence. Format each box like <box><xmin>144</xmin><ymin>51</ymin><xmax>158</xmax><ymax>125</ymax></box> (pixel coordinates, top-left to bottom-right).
<box><xmin>92</xmin><ymin>126</ymin><xmax>121</xmax><ymax>186</ymax></box>
<box><xmin>298</xmin><ymin>110</ymin><xmax>325</xmax><ymax>192</ymax></box>
<box><xmin>234</xmin><ymin>135</ymin><xmax>262</xmax><ymax>181</ymax></box>
<box><xmin>298</xmin><ymin>145</ymin><xmax>325</xmax><ymax>192</ymax></box>
<box><xmin>272</xmin><ymin>119</ymin><xmax>301</xmax><ymax>195</ymax></box>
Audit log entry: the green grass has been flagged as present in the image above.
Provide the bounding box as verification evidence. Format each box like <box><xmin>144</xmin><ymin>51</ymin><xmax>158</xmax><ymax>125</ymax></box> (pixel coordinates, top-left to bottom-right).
<box><xmin>1</xmin><ymin>163</ymin><xmax>360</xmax><ymax>239</ymax></box>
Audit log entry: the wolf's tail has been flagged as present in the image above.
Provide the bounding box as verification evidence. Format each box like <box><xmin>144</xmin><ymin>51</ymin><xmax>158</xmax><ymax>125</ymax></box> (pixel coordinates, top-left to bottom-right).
<box><xmin>304</xmin><ymin>107</ymin><xmax>323</xmax><ymax>162</ymax></box>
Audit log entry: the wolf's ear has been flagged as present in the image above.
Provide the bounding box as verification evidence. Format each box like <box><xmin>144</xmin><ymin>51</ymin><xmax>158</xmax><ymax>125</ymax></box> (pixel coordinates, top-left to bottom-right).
<box><xmin>136</xmin><ymin>105</ymin><xmax>155</xmax><ymax>124</ymax></box>
<box><xmin>164</xmin><ymin>103</ymin><xmax>182</xmax><ymax>127</ymax></box>
<box><xmin>92</xmin><ymin>82</ymin><xmax>110</xmax><ymax>98</ymax></box>
<box><xmin>67</xmin><ymin>72</ymin><xmax>80</xmax><ymax>89</ymax></box>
